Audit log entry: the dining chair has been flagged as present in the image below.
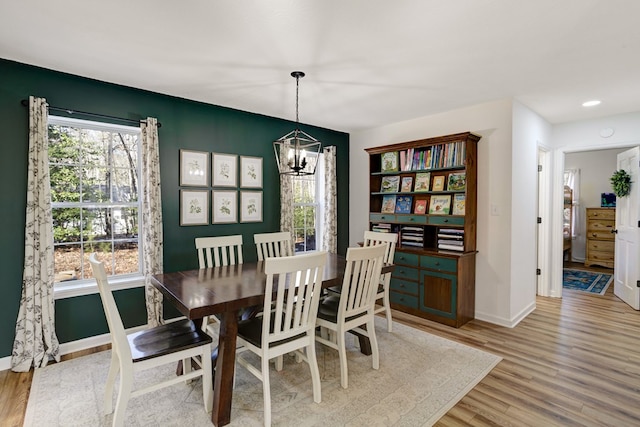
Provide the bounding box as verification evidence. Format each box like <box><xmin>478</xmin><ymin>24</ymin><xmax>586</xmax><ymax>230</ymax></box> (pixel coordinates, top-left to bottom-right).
<box><xmin>363</xmin><ymin>230</ymin><xmax>398</xmax><ymax>332</ymax></box>
<box><xmin>195</xmin><ymin>235</ymin><xmax>244</xmax><ymax>334</ymax></box>
<box><xmin>89</xmin><ymin>253</ymin><xmax>213</xmax><ymax>427</ymax></box>
<box><xmin>254</xmin><ymin>231</ymin><xmax>294</xmax><ymax>261</ymax></box>
<box><xmin>235</xmin><ymin>251</ymin><xmax>328</xmax><ymax>426</ymax></box>
<box><xmin>315</xmin><ymin>244</ymin><xmax>386</xmax><ymax>389</ymax></box>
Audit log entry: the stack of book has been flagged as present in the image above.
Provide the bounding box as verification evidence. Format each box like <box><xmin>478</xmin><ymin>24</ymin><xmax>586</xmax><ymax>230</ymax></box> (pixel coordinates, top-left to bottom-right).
<box><xmin>437</xmin><ymin>228</ymin><xmax>464</xmax><ymax>252</ymax></box>
<box><xmin>372</xmin><ymin>223</ymin><xmax>392</xmax><ymax>233</ymax></box>
<box><xmin>401</xmin><ymin>226</ymin><xmax>424</xmax><ymax>248</ymax></box>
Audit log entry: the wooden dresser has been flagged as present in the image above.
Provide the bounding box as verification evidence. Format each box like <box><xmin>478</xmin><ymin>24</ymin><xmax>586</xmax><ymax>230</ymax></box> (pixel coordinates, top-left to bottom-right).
<box><xmin>585</xmin><ymin>207</ymin><xmax>615</xmax><ymax>268</ymax></box>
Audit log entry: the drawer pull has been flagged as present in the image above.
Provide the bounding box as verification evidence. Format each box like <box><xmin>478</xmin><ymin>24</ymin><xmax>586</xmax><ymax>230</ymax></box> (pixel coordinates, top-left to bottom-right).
<box><xmin>443</xmin><ymin>219</ymin><xmax>449</xmax><ymax>223</ymax></box>
<box><xmin>435</xmin><ymin>262</ymin><xmax>440</xmax><ymax>266</ymax></box>
<box><xmin>409</xmin><ymin>217</ymin><xmax>415</xmax><ymax>221</ymax></box>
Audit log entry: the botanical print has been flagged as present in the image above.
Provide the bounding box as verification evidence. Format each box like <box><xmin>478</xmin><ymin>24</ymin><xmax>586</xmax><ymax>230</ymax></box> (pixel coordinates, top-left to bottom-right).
<box><xmin>213</xmin><ymin>190</ymin><xmax>237</xmax><ymax>223</ymax></box>
<box><xmin>241</xmin><ymin>191</ymin><xmax>262</xmax><ymax>222</ymax></box>
<box><xmin>241</xmin><ymin>156</ymin><xmax>263</xmax><ymax>188</ymax></box>
<box><xmin>212</xmin><ymin>153</ymin><xmax>237</xmax><ymax>187</ymax></box>
<box><xmin>179</xmin><ymin>149</ymin><xmax>209</xmax><ymax>187</ymax></box>
<box><xmin>180</xmin><ymin>190</ymin><xmax>209</xmax><ymax>225</ymax></box>
<box><xmin>190</xmin><ymin>198</ymin><xmax>202</xmax><ymax>214</ymax></box>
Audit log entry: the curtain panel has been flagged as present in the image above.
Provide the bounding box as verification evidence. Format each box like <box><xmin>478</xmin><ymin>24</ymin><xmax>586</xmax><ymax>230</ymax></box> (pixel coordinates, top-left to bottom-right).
<box><xmin>11</xmin><ymin>96</ymin><xmax>60</xmax><ymax>372</ymax></box>
<box><xmin>141</xmin><ymin>118</ymin><xmax>164</xmax><ymax>326</ymax></box>
<box><xmin>322</xmin><ymin>146</ymin><xmax>337</xmax><ymax>253</ymax></box>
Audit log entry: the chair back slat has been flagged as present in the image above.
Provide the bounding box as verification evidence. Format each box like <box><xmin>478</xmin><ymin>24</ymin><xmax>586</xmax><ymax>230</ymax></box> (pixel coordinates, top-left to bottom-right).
<box><xmin>195</xmin><ymin>235</ymin><xmax>243</xmax><ymax>268</ymax></box>
<box><xmin>263</xmin><ymin>252</ymin><xmax>327</xmax><ymax>345</ymax></box>
<box><xmin>339</xmin><ymin>245</ymin><xmax>385</xmax><ymax>321</ymax></box>
<box><xmin>254</xmin><ymin>231</ymin><xmax>293</xmax><ymax>261</ymax></box>
<box><xmin>88</xmin><ymin>253</ymin><xmax>133</xmax><ymax>361</ymax></box>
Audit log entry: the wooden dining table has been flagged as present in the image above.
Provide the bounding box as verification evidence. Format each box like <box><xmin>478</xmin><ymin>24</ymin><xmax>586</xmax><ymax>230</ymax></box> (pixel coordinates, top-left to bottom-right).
<box><xmin>151</xmin><ymin>253</ymin><xmax>393</xmax><ymax>426</ymax></box>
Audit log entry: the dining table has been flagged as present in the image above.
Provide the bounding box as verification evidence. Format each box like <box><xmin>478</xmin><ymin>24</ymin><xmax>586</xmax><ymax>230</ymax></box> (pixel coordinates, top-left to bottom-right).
<box><xmin>151</xmin><ymin>252</ymin><xmax>393</xmax><ymax>427</ymax></box>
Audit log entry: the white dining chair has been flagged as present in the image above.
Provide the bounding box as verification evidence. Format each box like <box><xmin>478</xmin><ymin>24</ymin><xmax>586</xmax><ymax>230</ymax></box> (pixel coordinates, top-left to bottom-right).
<box><xmin>235</xmin><ymin>251</ymin><xmax>327</xmax><ymax>426</ymax></box>
<box><xmin>195</xmin><ymin>235</ymin><xmax>244</xmax><ymax>334</ymax></box>
<box><xmin>363</xmin><ymin>230</ymin><xmax>398</xmax><ymax>332</ymax></box>
<box><xmin>315</xmin><ymin>244</ymin><xmax>385</xmax><ymax>389</ymax></box>
<box><xmin>89</xmin><ymin>253</ymin><xmax>213</xmax><ymax>427</ymax></box>
<box><xmin>254</xmin><ymin>231</ymin><xmax>294</xmax><ymax>261</ymax></box>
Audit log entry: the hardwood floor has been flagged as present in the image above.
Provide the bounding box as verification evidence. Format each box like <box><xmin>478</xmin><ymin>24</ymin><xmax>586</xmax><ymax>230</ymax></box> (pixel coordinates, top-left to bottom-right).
<box><xmin>3</xmin><ymin>286</ymin><xmax>639</xmax><ymax>426</ymax></box>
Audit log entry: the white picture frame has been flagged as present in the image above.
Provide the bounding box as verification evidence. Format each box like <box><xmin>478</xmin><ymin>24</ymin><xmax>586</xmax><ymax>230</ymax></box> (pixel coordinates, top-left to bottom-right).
<box><xmin>179</xmin><ymin>149</ymin><xmax>209</xmax><ymax>187</ymax></box>
<box><xmin>240</xmin><ymin>191</ymin><xmax>263</xmax><ymax>223</ymax></box>
<box><xmin>180</xmin><ymin>189</ymin><xmax>209</xmax><ymax>226</ymax></box>
<box><xmin>212</xmin><ymin>190</ymin><xmax>237</xmax><ymax>223</ymax></box>
<box><xmin>240</xmin><ymin>156</ymin><xmax>263</xmax><ymax>188</ymax></box>
<box><xmin>212</xmin><ymin>153</ymin><xmax>237</xmax><ymax>187</ymax></box>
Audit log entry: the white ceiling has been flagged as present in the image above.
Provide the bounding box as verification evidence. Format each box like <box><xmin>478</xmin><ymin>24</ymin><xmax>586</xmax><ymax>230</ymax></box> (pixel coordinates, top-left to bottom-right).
<box><xmin>2</xmin><ymin>0</ymin><xmax>640</xmax><ymax>133</ymax></box>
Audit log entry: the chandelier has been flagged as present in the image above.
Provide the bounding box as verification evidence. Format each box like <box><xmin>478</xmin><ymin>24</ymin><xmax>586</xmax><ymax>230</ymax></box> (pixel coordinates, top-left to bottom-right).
<box><xmin>273</xmin><ymin>71</ymin><xmax>322</xmax><ymax>176</ymax></box>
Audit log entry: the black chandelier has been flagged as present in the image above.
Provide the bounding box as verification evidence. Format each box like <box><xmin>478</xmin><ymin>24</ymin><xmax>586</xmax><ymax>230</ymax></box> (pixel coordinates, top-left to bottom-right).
<box><xmin>273</xmin><ymin>71</ymin><xmax>322</xmax><ymax>176</ymax></box>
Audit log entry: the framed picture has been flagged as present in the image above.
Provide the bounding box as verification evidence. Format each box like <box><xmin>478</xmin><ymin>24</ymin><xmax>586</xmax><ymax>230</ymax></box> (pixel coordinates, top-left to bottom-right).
<box><xmin>432</xmin><ymin>175</ymin><xmax>445</xmax><ymax>192</ymax></box>
<box><xmin>452</xmin><ymin>193</ymin><xmax>466</xmax><ymax>215</ymax></box>
<box><xmin>381</xmin><ymin>195</ymin><xmax>397</xmax><ymax>213</ymax></box>
<box><xmin>395</xmin><ymin>195</ymin><xmax>413</xmax><ymax>214</ymax></box>
<box><xmin>414</xmin><ymin>172</ymin><xmax>430</xmax><ymax>192</ymax></box>
<box><xmin>380</xmin><ymin>176</ymin><xmax>400</xmax><ymax>192</ymax></box>
<box><xmin>414</xmin><ymin>199</ymin><xmax>427</xmax><ymax>214</ymax></box>
<box><xmin>240</xmin><ymin>156</ymin><xmax>263</xmax><ymax>188</ymax></box>
<box><xmin>447</xmin><ymin>172</ymin><xmax>466</xmax><ymax>191</ymax></box>
<box><xmin>400</xmin><ymin>177</ymin><xmax>413</xmax><ymax>192</ymax></box>
<box><xmin>212</xmin><ymin>153</ymin><xmax>237</xmax><ymax>187</ymax></box>
<box><xmin>240</xmin><ymin>191</ymin><xmax>262</xmax><ymax>222</ymax></box>
<box><xmin>428</xmin><ymin>194</ymin><xmax>451</xmax><ymax>215</ymax></box>
<box><xmin>212</xmin><ymin>190</ymin><xmax>237</xmax><ymax>223</ymax></box>
<box><xmin>381</xmin><ymin>151</ymin><xmax>399</xmax><ymax>172</ymax></box>
<box><xmin>180</xmin><ymin>189</ymin><xmax>209</xmax><ymax>226</ymax></box>
<box><xmin>179</xmin><ymin>149</ymin><xmax>209</xmax><ymax>187</ymax></box>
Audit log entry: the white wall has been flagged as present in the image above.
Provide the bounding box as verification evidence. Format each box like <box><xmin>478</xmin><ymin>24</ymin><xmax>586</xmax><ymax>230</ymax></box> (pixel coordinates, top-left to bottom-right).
<box><xmin>549</xmin><ymin>111</ymin><xmax>640</xmax><ymax>297</ymax></box>
<box><xmin>350</xmin><ymin>98</ymin><xmax>522</xmax><ymax>326</ymax></box>
<box><xmin>565</xmin><ymin>148</ymin><xmax>626</xmax><ymax>261</ymax></box>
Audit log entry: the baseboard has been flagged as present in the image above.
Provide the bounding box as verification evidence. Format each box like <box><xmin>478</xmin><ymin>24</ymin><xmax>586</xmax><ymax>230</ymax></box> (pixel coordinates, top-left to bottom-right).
<box><xmin>475</xmin><ymin>301</ymin><xmax>536</xmax><ymax>328</ymax></box>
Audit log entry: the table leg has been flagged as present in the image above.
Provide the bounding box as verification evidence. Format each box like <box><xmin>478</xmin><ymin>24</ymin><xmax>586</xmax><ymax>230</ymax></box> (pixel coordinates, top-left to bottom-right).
<box><xmin>212</xmin><ymin>310</ymin><xmax>239</xmax><ymax>427</ymax></box>
<box><xmin>348</xmin><ymin>329</ymin><xmax>372</xmax><ymax>356</ymax></box>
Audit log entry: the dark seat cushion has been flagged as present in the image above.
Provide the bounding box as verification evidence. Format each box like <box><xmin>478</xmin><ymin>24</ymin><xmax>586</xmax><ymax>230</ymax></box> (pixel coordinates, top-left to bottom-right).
<box><xmin>237</xmin><ymin>313</ymin><xmax>306</xmax><ymax>349</ymax></box>
<box><xmin>128</xmin><ymin>319</ymin><xmax>213</xmax><ymax>363</ymax></box>
<box><xmin>317</xmin><ymin>295</ymin><xmax>367</xmax><ymax>323</ymax></box>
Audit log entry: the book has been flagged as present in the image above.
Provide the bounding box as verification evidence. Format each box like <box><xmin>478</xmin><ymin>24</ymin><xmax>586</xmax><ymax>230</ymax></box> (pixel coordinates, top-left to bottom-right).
<box><xmin>381</xmin><ymin>195</ymin><xmax>397</xmax><ymax>213</ymax></box>
<box><xmin>381</xmin><ymin>151</ymin><xmax>399</xmax><ymax>172</ymax></box>
<box><xmin>452</xmin><ymin>193</ymin><xmax>465</xmax><ymax>215</ymax></box>
<box><xmin>438</xmin><ymin>243</ymin><xmax>464</xmax><ymax>252</ymax></box>
<box><xmin>414</xmin><ymin>199</ymin><xmax>427</xmax><ymax>214</ymax></box>
<box><xmin>447</xmin><ymin>172</ymin><xmax>466</xmax><ymax>191</ymax></box>
<box><xmin>432</xmin><ymin>175</ymin><xmax>445</xmax><ymax>192</ymax></box>
<box><xmin>428</xmin><ymin>195</ymin><xmax>451</xmax><ymax>215</ymax></box>
<box><xmin>380</xmin><ymin>175</ymin><xmax>400</xmax><ymax>192</ymax></box>
<box><xmin>395</xmin><ymin>195</ymin><xmax>413</xmax><ymax>214</ymax></box>
<box><xmin>400</xmin><ymin>176</ymin><xmax>413</xmax><ymax>192</ymax></box>
<box><xmin>414</xmin><ymin>172</ymin><xmax>430</xmax><ymax>192</ymax></box>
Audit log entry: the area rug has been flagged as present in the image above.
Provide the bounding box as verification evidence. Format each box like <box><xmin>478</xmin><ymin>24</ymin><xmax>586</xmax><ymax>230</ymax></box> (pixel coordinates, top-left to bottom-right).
<box><xmin>563</xmin><ymin>268</ymin><xmax>613</xmax><ymax>295</ymax></box>
<box><xmin>24</xmin><ymin>317</ymin><xmax>500</xmax><ymax>426</ymax></box>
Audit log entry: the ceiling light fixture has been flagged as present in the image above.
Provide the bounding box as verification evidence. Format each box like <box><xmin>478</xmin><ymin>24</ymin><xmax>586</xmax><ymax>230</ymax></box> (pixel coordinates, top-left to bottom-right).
<box><xmin>273</xmin><ymin>71</ymin><xmax>321</xmax><ymax>176</ymax></box>
<box><xmin>582</xmin><ymin>100</ymin><xmax>601</xmax><ymax>107</ymax></box>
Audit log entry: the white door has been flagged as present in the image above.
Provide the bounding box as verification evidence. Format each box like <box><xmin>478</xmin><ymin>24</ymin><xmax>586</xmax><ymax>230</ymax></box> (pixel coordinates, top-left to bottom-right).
<box><xmin>614</xmin><ymin>146</ymin><xmax>640</xmax><ymax>309</ymax></box>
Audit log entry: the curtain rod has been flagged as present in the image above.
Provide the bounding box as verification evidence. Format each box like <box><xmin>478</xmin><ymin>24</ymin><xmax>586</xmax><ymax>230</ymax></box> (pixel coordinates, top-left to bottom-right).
<box><xmin>20</xmin><ymin>99</ymin><xmax>162</xmax><ymax>128</ymax></box>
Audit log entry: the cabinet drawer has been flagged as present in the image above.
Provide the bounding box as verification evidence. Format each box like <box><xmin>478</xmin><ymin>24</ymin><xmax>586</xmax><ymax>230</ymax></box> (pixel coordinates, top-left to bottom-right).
<box><xmin>396</xmin><ymin>214</ymin><xmax>427</xmax><ymax>224</ymax></box>
<box><xmin>586</xmin><ymin>251</ymin><xmax>615</xmax><ymax>264</ymax></box>
<box><xmin>394</xmin><ymin>251</ymin><xmax>419</xmax><ymax>266</ymax></box>
<box><xmin>390</xmin><ymin>291</ymin><xmax>418</xmax><ymax>309</ymax></box>
<box><xmin>587</xmin><ymin>209</ymin><xmax>615</xmax><ymax>220</ymax></box>
<box><xmin>587</xmin><ymin>240</ymin><xmax>614</xmax><ymax>253</ymax></box>
<box><xmin>390</xmin><ymin>278</ymin><xmax>419</xmax><ymax>295</ymax></box>
<box><xmin>587</xmin><ymin>230</ymin><xmax>615</xmax><ymax>241</ymax></box>
<box><xmin>428</xmin><ymin>216</ymin><xmax>464</xmax><ymax>226</ymax></box>
<box><xmin>421</xmin><ymin>255</ymin><xmax>457</xmax><ymax>273</ymax></box>
<box><xmin>370</xmin><ymin>213</ymin><xmax>396</xmax><ymax>222</ymax></box>
<box><xmin>392</xmin><ymin>265</ymin><xmax>419</xmax><ymax>281</ymax></box>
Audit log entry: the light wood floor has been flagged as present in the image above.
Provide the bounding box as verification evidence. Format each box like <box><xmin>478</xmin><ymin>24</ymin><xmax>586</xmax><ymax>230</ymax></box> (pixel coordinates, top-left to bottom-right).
<box><xmin>2</xmin><ymin>277</ymin><xmax>638</xmax><ymax>427</ymax></box>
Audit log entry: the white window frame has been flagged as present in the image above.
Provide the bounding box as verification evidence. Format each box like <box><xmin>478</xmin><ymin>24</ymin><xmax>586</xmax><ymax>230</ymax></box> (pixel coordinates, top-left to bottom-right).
<box><xmin>48</xmin><ymin>116</ymin><xmax>145</xmax><ymax>299</ymax></box>
<box><xmin>293</xmin><ymin>152</ymin><xmax>324</xmax><ymax>253</ymax></box>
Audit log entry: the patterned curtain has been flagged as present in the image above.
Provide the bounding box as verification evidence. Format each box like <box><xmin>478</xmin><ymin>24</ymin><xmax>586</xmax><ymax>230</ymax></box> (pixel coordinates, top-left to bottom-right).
<box><xmin>11</xmin><ymin>96</ymin><xmax>60</xmax><ymax>372</ymax></box>
<box><xmin>141</xmin><ymin>118</ymin><xmax>164</xmax><ymax>326</ymax></box>
<box><xmin>280</xmin><ymin>142</ymin><xmax>294</xmax><ymax>235</ymax></box>
<box><xmin>322</xmin><ymin>146</ymin><xmax>337</xmax><ymax>253</ymax></box>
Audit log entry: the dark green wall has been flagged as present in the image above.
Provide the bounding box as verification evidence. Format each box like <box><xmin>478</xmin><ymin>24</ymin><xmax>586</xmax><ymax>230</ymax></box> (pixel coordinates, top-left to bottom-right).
<box><xmin>0</xmin><ymin>58</ymin><xmax>350</xmax><ymax>359</ymax></box>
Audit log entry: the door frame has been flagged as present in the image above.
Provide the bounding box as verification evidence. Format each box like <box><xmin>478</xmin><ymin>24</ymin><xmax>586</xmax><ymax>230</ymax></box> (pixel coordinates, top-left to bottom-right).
<box><xmin>549</xmin><ymin>141</ymin><xmax>639</xmax><ymax>297</ymax></box>
<box><xmin>537</xmin><ymin>147</ymin><xmax>551</xmax><ymax>296</ymax></box>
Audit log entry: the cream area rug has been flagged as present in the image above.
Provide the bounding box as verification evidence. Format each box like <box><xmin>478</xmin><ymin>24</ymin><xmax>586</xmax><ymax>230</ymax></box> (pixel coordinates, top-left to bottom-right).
<box><xmin>24</xmin><ymin>317</ymin><xmax>500</xmax><ymax>426</ymax></box>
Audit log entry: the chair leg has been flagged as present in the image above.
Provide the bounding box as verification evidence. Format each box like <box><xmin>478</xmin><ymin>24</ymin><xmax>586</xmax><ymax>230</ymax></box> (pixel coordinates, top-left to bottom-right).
<box><xmin>261</xmin><ymin>355</ymin><xmax>271</xmax><ymax>427</ymax></box>
<box><xmin>367</xmin><ymin>318</ymin><xmax>380</xmax><ymax>370</ymax></box>
<box><xmin>275</xmin><ymin>355</ymin><xmax>283</xmax><ymax>371</ymax></box>
<box><xmin>337</xmin><ymin>331</ymin><xmax>349</xmax><ymax>389</ymax></box>
<box><xmin>104</xmin><ymin>352</ymin><xmax>120</xmax><ymax>414</ymax></box>
<box><xmin>202</xmin><ymin>346</ymin><xmax>213</xmax><ymax>413</ymax></box>
<box><xmin>383</xmin><ymin>292</ymin><xmax>393</xmax><ymax>332</ymax></box>
<box><xmin>112</xmin><ymin>369</ymin><xmax>133</xmax><ymax>427</ymax></box>
<box><xmin>306</xmin><ymin>343</ymin><xmax>322</xmax><ymax>403</ymax></box>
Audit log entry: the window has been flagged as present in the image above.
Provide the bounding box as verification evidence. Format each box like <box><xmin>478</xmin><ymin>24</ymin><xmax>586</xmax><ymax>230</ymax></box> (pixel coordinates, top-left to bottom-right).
<box><xmin>293</xmin><ymin>153</ymin><xmax>324</xmax><ymax>253</ymax></box>
<box><xmin>48</xmin><ymin>116</ymin><xmax>142</xmax><ymax>287</ymax></box>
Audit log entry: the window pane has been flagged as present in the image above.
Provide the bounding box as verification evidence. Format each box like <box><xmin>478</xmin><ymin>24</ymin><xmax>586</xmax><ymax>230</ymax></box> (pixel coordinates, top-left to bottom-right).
<box><xmin>114</xmin><ymin>241</ymin><xmax>139</xmax><ymax>275</ymax></box>
<box><xmin>82</xmin><ymin>208</ymin><xmax>112</xmax><ymax>241</ymax></box>
<box><xmin>82</xmin><ymin>241</ymin><xmax>113</xmax><ymax>277</ymax></box>
<box><xmin>83</xmin><ymin>168</ymin><xmax>110</xmax><ymax>202</ymax></box>
<box><xmin>50</xmin><ymin>166</ymin><xmax>81</xmax><ymax>202</ymax></box>
<box><xmin>49</xmin><ymin>125</ymin><xmax>80</xmax><ymax>164</ymax></box>
<box><xmin>113</xmin><ymin>207</ymin><xmax>138</xmax><ymax>238</ymax></box>
<box><xmin>54</xmin><ymin>244</ymin><xmax>82</xmax><ymax>283</ymax></box>
<box><xmin>112</xmin><ymin>167</ymin><xmax>138</xmax><ymax>203</ymax></box>
<box><xmin>52</xmin><ymin>207</ymin><xmax>82</xmax><ymax>243</ymax></box>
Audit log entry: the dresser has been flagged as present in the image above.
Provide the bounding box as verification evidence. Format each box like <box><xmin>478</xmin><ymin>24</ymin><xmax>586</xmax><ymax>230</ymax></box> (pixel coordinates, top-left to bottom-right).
<box><xmin>584</xmin><ymin>207</ymin><xmax>615</xmax><ymax>268</ymax></box>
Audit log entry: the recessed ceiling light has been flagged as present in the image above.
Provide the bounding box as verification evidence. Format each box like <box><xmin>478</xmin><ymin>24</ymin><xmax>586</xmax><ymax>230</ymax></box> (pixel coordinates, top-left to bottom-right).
<box><xmin>582</xmin><ymin>100</ymin><xmax>601</xmax><ymax>107</ymax></box>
